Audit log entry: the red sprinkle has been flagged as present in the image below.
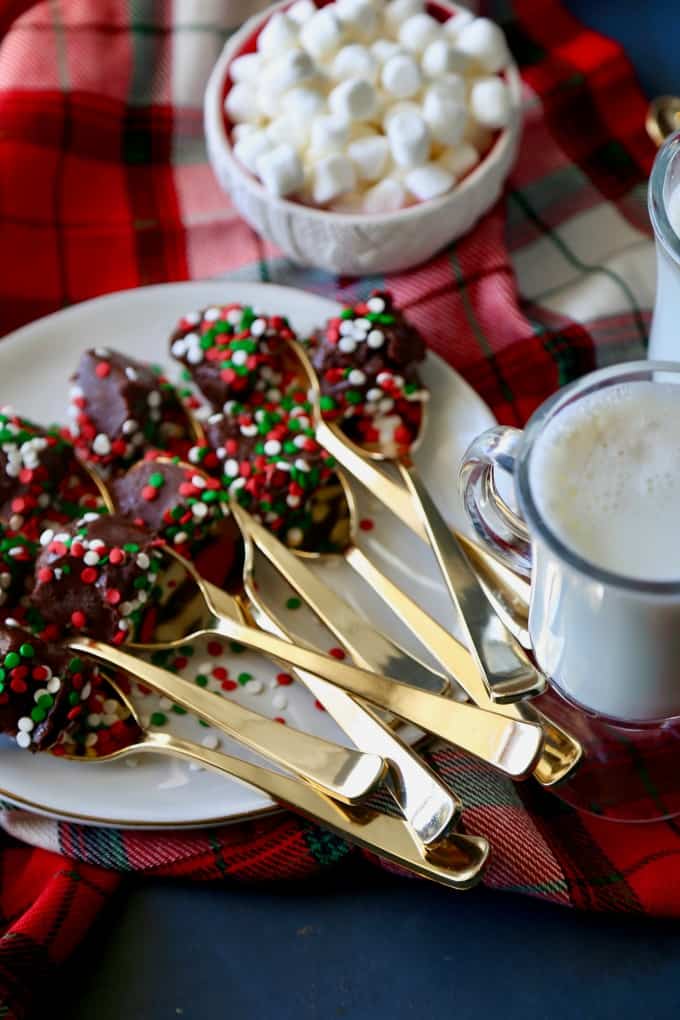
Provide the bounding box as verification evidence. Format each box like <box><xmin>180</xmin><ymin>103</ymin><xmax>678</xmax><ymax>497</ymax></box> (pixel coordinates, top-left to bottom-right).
<box><xmin>80</xmin><ymin>567</ymin><xmax>98</xmax><ymax>584</ymax></box>
<box><xmin>329</xmin><ymin>647</ymin><xmax>346</xmax><ymax>660</ymax></box>
<box><xmin>37</xmin><ymin>567</ymin><xmax>54</xmax><ymax>583</ymax></box>
<box><xmin>95</xmin><ymin>362</ymin><xmax>111</xmax><ymax>378</ymax></box>
<box><xmin>106</xmin><ymin>589</ymin><xmax>121</xmax><ymax>605</ymax></box>
<box><xmin>71</xmin><ymin>611</ymin><xmax>86</xmax><ymax>629</ymax></box>
<box><xmin>212</xmin><ymin>666</ymin><xmax>228</xmax><ymax>682</ymax></box>
<box><xmin>359</xmin><ymin>518</ymin><xmax>374</xmax><ymax>532</ymax></box>
<box><xmin>142</xmin><ymin>486</ymin><xmax>158</xmax><ymax>502</ymax></box>
<box><xmin>276</xmin><ymin>672</ymin><xmax>294</xmax><ymax>686</ymax></box>
<box><xmin>109</xmin><ymin>548</ymin><xmax>125</xmax><ymax>564</ymax></box>
<box><xmin>220</xmin><ymin>679</ymin><xmax>238</xmax><ymax>692</ymax></box>
<box><xmin>207</xmin><ymin>641</ymin><xmax>223</xmax><ymax>657</ymax></box>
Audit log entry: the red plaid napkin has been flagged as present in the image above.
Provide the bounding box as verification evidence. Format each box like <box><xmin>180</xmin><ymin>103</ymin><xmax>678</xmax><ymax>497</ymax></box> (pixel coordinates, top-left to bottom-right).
<box><xmin>0</xmin><ymin>1</ymin><xmax>668</xmax><ymax>1017</ymax></box>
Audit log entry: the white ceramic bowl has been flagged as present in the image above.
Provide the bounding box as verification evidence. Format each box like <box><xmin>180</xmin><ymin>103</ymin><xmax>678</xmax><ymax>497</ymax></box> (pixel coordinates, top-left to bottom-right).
<box><xmin>204</xmin><ymin>0</ymin><xmax>522</xmax><ymax>276</ymax></box>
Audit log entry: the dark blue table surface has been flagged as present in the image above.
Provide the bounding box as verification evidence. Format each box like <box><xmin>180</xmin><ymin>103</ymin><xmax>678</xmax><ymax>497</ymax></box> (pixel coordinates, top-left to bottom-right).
<box><xmin>62</xmin><ymin>7</ymin><xmax>679</xmax><ymax>1019</ymax></box>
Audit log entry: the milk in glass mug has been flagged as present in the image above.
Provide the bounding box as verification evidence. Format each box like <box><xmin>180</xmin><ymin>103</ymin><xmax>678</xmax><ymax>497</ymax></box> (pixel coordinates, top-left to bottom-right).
<box><xmin>459</xmin><ymin>361</ymin><xmax>680</xmax><ymax>724</ymax></box>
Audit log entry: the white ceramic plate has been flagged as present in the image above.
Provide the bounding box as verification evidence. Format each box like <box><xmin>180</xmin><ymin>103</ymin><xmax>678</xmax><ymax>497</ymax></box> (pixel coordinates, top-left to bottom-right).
<box><xmin>0</xmin><ymin>281</ymin><xmax>495</xmax><ymax>828</ymax></box>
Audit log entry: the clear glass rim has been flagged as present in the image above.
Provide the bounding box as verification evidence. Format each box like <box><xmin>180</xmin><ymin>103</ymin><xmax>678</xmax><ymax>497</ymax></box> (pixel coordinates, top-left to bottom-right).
<box><xmin>649</xmin><ymin>131</ymin><xmax>680</xmax><ymax>267</ymax></box>
<box><xmin>516</xmin><ymin>360</ymin><xmax>680</xmax><ymax>595</ymax></box>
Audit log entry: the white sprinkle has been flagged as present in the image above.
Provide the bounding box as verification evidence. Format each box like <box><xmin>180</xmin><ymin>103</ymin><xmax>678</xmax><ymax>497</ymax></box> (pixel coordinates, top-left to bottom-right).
<box><xmin>263</xmin><ymin>439</ymin><xmax>282</xmax><ymax>456</ymax></box>
<box><xmin>16</xmin><ymin>731</ymin><xmax>31</xmax><ymax>749</ymax></box>
<box><xmin>348</xmin><ymin>369</ymin><xmax>366</xmax><ymax>385</ymax></box>
<box><xmin>272</xmin><ymin>692</ymin><xmax>288</xmax><ymax>710</ymax></box>
<box><xmin>250</xmin><ymin>318</ymin><xmax>267</xmax><ymax>336</ymax></box>
<box><xmin>201</xmin><ymin>733</ymin><xmax>220</xmax><ymax>750</ymax></box>
<box><xmin>367</xmin><ymin>330</ymin><xmax>384</xmax><ymax>349</ymax></box>
<box><xmin>204</xmin><ymin>307</ymin><xmax>221</xmax><ymax>322</ymax></box>
<box><xmin>171</xmin><ymin>339</ymin><xmax>187</xmax><ymax>358</ymax></box>
<box><xmin>192</xmin><ymin>502</ymin><xmax>209</xmax><ymax>519</ymax></box>
<box><xmin>184</xmin><ymin>311</ymin><xmax>200</xmax><ymax>325</ymax></box>
<box><xmin>338</xmin><ymin>337</ymin><xmax>357</xmax><ymax>354</ymax></box>
<box><xmin>286</xmin><ymin>527</ymin><xmax>304</xmax><ymax>547</ymax></box>
<box><xmin>136</xmin><ymin>552</ymin><xmax>150</xmax><ymax>569</ymax></box>
<box><xmin>17</xmin><ymin>717</ymin><xmax>34</xmax><ymax>733</ymax></box>
<box><xmin>240</xmin><ymin>424</ymin><xmax>258</xmax><ymax>438</ymax></box>
<box><xmin>231</xmin><ymin>349</ymin><xmax>249</xmax><ymax>367</ymax></box>
<box><xmin>286</xmin><ymin>494</ymin><xmax>301</xmax><ymax>508</ymax></box>
<box><xmin>87</xmin><ymin>713</ymin><xmax>102</xmax><ymax>727</ymax></box>
<box><xmin>147</xmin><ymin>391</ymin><xmax>162</xmax><ymax>407</ymax></box>
<box><xmin>92</xmin><ymin>433</ymin><xmax>111</xmax><ymax>456</ymax></box>
<box><xmin>81</xmin><ymin>682</ymin><xmax>92</xmax><ymax>700</ymax></box>
<box><xmin>366</xmin><ymin>387</ymin><xmax>382</xmax><ymax>401</ymax></box>
<box><xmin>246</xmin><ymin>679</ymin><xmax>264</xmax><ymax>695</ymax></box>
<box><xmin>339</xmin><ymin>321</ymin><xmax>356</xmax><ymax>336</ymax></box>
<box><xmin>294</xmin><ymin>458</ymin><xmax>311</xmax><ymax>472</ymax></box>
<box><xmin>174</xmin><ymin>531</ymin><xmax>189</xmax><ymax>545</ymax></box>
<box><xmin>85</xmin><ymin>733</ymin><xmax>98</xmax><ymax>748</ymax></box>
<box><xmin>122</xmin><ymin>419</ymin><xmax>139</xmax><ymax>435</ymax></box>
<box><xmin>47</xmin><ymin>677</ymin><xmax>61</xmax><ymax>694</ymax></box>
<box><xmin>158</xmin><ymin>697</ymin><xmax>173</xmax><ymax>710</ymax></box>
<box><xmin>83</xmin><ymin>550</ymin><xmax>100</xmax><ymax>566</ymax></box>
<box><xmin>366</xmin><ymin>297</ymin><xmax>386</xmax><ymax>313</ymax></box>
<box><xmin>224</xmin><ymin>459</ymin><xmax>239</xmax><ymax>477</ymax></box>
<box><xmin>125</xmin><ymin>367</ymin><xmax>138</xmax><ymax>381</ymax></box>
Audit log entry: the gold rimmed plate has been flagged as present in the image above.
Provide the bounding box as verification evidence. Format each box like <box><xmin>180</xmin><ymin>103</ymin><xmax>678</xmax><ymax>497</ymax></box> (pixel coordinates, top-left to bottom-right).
<box><xmin>0</xmin><ymin>280</ymin><xmax>495</xmax><ymax>829</ymax></box>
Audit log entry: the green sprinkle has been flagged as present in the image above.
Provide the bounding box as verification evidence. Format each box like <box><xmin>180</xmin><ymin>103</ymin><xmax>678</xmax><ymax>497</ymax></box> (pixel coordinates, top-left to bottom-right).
<box><xmin>69</xmin><ymin>657</ymin><xmax>83</xmax><ymax>673</ymax></box>
<box><xmin>345</xmin><ymin>389</ymin><xmax>362</xmax><ymax>405</ymax></box>
<box><xmin>340</xmin><ymin>308</ymin><xmax>354</xmax><ymax>319</ymax></box>
<box><xmin>123</xmin><ymin>543</ymin><xmax>140</xmax><ymax>553</ymax></box>
<box><xmin>319</xmin><ymin>395</ymin><xmax>336</xmax><ymax>411</ymax></box>
<box><xmin>237</xmin><ymin>672</ymin><xmax>252</xmax><ymax>686</ymax></box>
<box><xmin>151</xmin><ymin>650</ymin><xmax>170</xmax><ymax>667</ymax></box>
<box><xmin>195</xmin><ymin>674</ymin><xmax>209</xmax><ymax>687</ymax></box>
<box><xmin>230</xmin><ymin>641</ymin><xmax>245</xmax><ymax>654</ymax></box>
<box><xmin>148</xmin><ymin>472</ymin><xmax>165</xmax><ymax>488</ymax></box>
<box><xmin>19</xmin><ymin>643</ymin><xmax>35</xmax><ymax>659</ymax></box>
<box><xmin>150</xmin><ymin>712</ymin><xmax>167</xmax><ymax>726</ymax></box>
<box><xmin>37</xmin><ymin>694</ymin><xmax>54</xmax><ymax>710</ymax></box>
<box><xmin>4</xmin><ymin>652</ymin><xmax>20</xmax><ymax>669</ymax></box>
<box><xmin>0</xmin><ymin>668</ymin><xmax>5</xmax><ymax>682</ymax></box>
<box><xmin>180</xmin><ymin>644</ymin><xmax>194</xmax><ymax>656</ymax></box>
<box><xmin>286</xmin><ymin>597</ymin><xmax>302</xmax><ymax>610</ymax></box>
<box><xmin>198</xmin><ymin>719</ymin><xmax>210</xmax><ymax>728</ymax></box>
<box><xmin>171</xmin><ymin>704</ymin><xmax>188</xmax><ymax>715</ymax></box>
<box><xmin>68</xmin><ymin>691</ymin><xmax>80</xmax><ymax>706</ymax></box>
<box><xmin>31</xmin><ymin>707</ymin><xmax>47</xmax><ymax>723</ymax></box>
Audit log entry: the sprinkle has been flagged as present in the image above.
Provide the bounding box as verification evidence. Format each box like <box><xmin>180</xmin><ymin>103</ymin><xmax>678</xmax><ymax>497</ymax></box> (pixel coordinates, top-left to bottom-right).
<box><xmin>329</xmin><ymin>647</ymin><xmax>346</xmax><ymax>660</ymax></box>
<box><xmin>150</xmin><ymin>712</ymin><xmax>167</xmax><ymax>726</ymax></box>
<box><xmin>272</xmin><ymin>692</ymin><xmax>288</xmax><ymax>711</ymax></box>
<box><xmin>71</xmin><ymin>610</ymin><xmax>86</xmax><ymax>628</ymax></box>
<box><xmin>201</xmin><ymin>733</ymin><xmax>220</xmax><ymax>750</ymax></box>
<box><xmin>285</xmin><ymin>597</ymin><xmax>301</xmax><ymax>610</ymax></box>
<box><xmin>367</xmin><ymin>330</ymin><xmax>384</xmax><ymax>349</ymax></box>
<box><xmin>92</xmin><ymin>433</ymin><xmax>111</xmax><ymax>455</ymax></box>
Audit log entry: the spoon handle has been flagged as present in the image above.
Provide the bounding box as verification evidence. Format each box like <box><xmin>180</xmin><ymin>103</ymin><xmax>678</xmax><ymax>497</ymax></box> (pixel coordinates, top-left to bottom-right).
<box><xmin>141</xmin><ymin>729</ymin><xmax>488</xmax><ymax>891</ymax></box>
<box><xmin>345</xmin><ymin>546</ymin><xmax>581</xmax><ymax>787</ymax></box>
<box><xmin>177</xmin><ymin>586</ymin><xmax>544</xmax><ymax>780</ymax></box>
<box><xmin>68</xmin><ymin>638</ymin><xmax>385</xmax><ymax>805</ymax></box>
<box><xmin>398</xmin><ymin>462</ymin><xmax>546</xmax><ymax>704</ymax></box>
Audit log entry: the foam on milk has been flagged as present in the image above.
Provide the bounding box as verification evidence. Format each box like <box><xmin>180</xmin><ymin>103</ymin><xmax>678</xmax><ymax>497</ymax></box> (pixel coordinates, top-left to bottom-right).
<box><xmin>529</xmin><ymin>381</ymin><xmax>680</xmax><ymax>581</ymax></box>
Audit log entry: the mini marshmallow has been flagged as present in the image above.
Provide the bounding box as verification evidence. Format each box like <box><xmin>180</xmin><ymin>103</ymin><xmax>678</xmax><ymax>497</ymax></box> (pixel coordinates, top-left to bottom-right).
<box><xmin>384</xmin><ymin>0</ymin><xmax>424</xmax><ymax>35</ymax></box>
<box><xmin>455</xmin><ymin>17</ymin><xmax>510</xmax><ymax>73</ymax></box>
<box><xmin>267</xmin><ymin>49</ymin><xmax>317</xmax><ymax>92</ymax></box>
<box><xmin>404</xmin><ymin>163</ymin><xmax>454</xmax><ymax>201</ymax></box>
<box><xmin>386</xmin><ymin>108</ymin><xmax>430</xmax><ymax>167</ymax></box>
<box><xmin>234</xmin><ymin>129</ymin><xmax>273</xmax><ymax>173</ymax></box>
<box><xmin>309</xmin><ymin>115</ymin><xmax>350</xmax><ymax>155</ymax></box>
<box><xmin>398</xmin><ymin>13</ymin><xmax>441</xmax><ymax>54</ymax></box>
<box><xmin>328</xmin><ymin>77</ymin><xmax>377</xmax><ymax>121</ymax></box>
<box><xmin>363</xmin><ymin>177</ymin><xmax>407</xmax><ymax>213</ymax></box>
<box><xmin>348</xmin><ymin>135</ymin><xmax>390</xmax><ymax>180</ymax></box>
<box><xmin>381</xmin><ymin>53</ymin><xmax>421</xmax><ymax>98</ymax></box>
<box><xmin>281</xmin><ymin>86</ymin><xmax>326</xmax><ymax>121</ymax></box>
<box><xmin>442</xmin><ymin>7</ymin><xmax>476</xmax><ymax>41</ymax></box>
<box><xmin>437</xmin><ymin>142</ymin><xmax>479</xmax><ymax>179</ymax></box>
<box><xmin>469</xmin><ymin>76</ymin><xmax>512</xmax><ymax>129</ymax></box>
<box><xmin>423</xmin><ymin>85</ymin><xmax>467</xmax><ymax>145</ymax></box>
<box><xmin>229</xmin><ymin>53</ymin><xmax>262</xmax><ymax>84</ymax></box>
<box><xmin>330</xmin><ymin>189</ymin><xmax>367</xmax><ymax>213</ymax></box>
<box><xmin>422</xmin><ymin>39</ymin><xmax>470</xmax><ymax>78</ymax></box>
<box><xmin>266</xmin><ymin>113</ymin><xmax>309</xmax><ymax>151</ymax></box>
<box><xmin>287</xmin><ymin>0</ymin><xmax>316</xmax><ymax>25</ymax></box>
<box><xmin>257</xmin><ymin>12</ymin><xmax>299</xmax><ymax>56</ymax></box>
<box><xmin>332</xmin><ymin>44</ymin><xmax>378</xmax><ymax>82</ymax></box>
<box><xmin>232</xmin><ymin>122</ymin><xmax>258</xmax><ymax>143</ymax></box>
<box><xmin>256</xmin><ymin>144</ymin><xmax>304</xmax><ymax>197</ymax></box>
<box><xmin>311</xmin><ymin>154</ymin><xmax>357</xmax><ymax>204</ymax></box>
<box><xmin>371</xmin><ymin>39</ymin><xmax>402</xmax><ymax>64</ymax></box>
<box><xmin>300</xmin><ymin>7</ymin><xmax>344</xmax><ymax>60</ymax></box>
<box><xmin>256</xmin><ymin>83</ymin><xmax>282</xmax><ymax>119</ymax></box>
<box><xmin>335</xmin><ymin>0</ymin><xmax>379</xmax><ymax>41</ymax></box>
<box><xmin>225</xmin><ymin>82</ymin><xmax>260</xmax><ymax>123</ymax></box>
<box><xmin>382</xmin><ymin>100</ymin><xmax>421</xmax><ymax>129</ymax></box>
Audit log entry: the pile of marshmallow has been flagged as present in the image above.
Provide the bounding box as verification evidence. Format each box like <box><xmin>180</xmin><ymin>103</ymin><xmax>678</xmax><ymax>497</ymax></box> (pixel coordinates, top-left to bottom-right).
<box><xmin>225</xmin><ymin>0</ymin><xmax>512</xmax><ymax>213</ymax></box>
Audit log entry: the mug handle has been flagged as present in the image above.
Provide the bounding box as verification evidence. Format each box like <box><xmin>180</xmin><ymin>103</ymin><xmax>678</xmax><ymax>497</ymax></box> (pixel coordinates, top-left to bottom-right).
<box><xmin>459</xmin><ymin>426</ymin><xmax>532</xmax><ymax>579</ymax></box>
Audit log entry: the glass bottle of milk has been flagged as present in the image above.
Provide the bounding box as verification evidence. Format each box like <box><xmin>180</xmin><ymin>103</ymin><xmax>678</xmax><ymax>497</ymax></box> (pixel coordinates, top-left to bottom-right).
<box><xmin>649</xmin><ymin>132</ymin><xmax>680</xmax><ymax>360</ymax></box>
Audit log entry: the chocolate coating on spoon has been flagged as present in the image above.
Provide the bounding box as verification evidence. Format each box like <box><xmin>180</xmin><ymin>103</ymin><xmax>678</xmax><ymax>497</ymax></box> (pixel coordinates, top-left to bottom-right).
<box><xmin>0</xmin><ymin>623</ymin><xmax>100</xmax><ymax>751</ymax></box>
<box><xmin>69</xmin><ymin>348</ymin><xmax>192</xmax><ymax>476</ymax></box>
<box><xmin>169</xmin><ymin>304</ymin><xmax>294</xmax><ymax>410</ymax></box>
<box><xmin>30</xmin><ymin>514</ymin><xmax>164</xmax><ymax>643</ymax></box>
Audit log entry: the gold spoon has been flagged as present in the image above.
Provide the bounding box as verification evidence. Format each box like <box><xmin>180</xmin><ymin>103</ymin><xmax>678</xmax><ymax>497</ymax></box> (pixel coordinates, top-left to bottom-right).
<box><xmin>646</xmin><ymin>96</ymin><xmax>680</xmax><ymax>146</ymax></box>
<box><xmin>287</xmin><ymin>339</ymin><xmax>545</xmax><ymax>705</ymax></box>
<box><xmin>53</xmin><ymin>670</ymin><xmax>489</xmax><ymax>890</ymax></box>
<box><xmin>86</xmin><ymin>462</ymin><xmax>545</xmax><ymax>779</ymax></box>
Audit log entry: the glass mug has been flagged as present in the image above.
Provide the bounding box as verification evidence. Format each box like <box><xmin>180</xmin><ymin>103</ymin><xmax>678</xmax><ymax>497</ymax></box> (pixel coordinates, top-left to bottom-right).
<box><xmin>459</xmin><ymin>361</ymin><xmax>680</xmax><ymax>725</ymax></box>
<box><xmin>648</xmin><ymin>131</ymin><xmax>680</xmax><ymax>361</ymax></box>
